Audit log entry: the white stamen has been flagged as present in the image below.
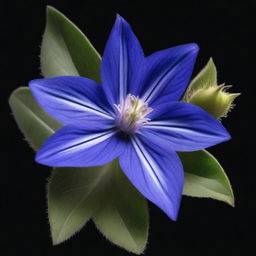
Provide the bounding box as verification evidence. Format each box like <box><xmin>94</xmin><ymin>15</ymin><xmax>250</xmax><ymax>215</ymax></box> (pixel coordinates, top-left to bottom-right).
<box><xmin>114</xmin><ymin>94</ymin><xmax>153</xmax><ymax>134</ymax></box>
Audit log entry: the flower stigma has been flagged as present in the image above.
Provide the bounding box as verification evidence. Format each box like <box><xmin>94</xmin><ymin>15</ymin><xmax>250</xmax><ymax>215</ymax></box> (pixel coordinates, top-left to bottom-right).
<box><xmin>114</xmin><ymin>94</ymin><xmax>153</xmax><ymax>134</ymax></box>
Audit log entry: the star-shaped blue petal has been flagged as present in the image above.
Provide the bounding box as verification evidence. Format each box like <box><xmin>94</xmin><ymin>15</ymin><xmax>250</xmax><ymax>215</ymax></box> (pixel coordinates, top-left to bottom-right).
<box><xmin>29</xmin><ymin>15</ymin><xmax>230</xmax><ymax>220</ymax></box>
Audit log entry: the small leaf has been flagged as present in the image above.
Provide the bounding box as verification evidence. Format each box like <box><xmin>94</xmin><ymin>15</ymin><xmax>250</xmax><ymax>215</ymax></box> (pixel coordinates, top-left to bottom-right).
<box><xmin>183</xmin><ymin>58</ymin><xmax>217</xmax><ymax>101</ymax></box>
<box><xmin>179</xmin><ymin>150</ymin><xmax>234</xmax><ymax>206</ymax></box>
<box><xmin>93</xmin><ymin>160</ymin><xmax>149</xmax><ymax>255</ymax></box>
<box><xmin>8</xmin><ymin>87</ymin><xmax>62</xmax><ymax>151</ymax></box>
<box><xmin>48</xmin><ymin>164</ymin><xmax>110</xmax><ymax>245</ymax></box>
<box><xmin>41</xmin><ymin>6</ymin><xmax>101</xmax><ymax>82</ymax></box>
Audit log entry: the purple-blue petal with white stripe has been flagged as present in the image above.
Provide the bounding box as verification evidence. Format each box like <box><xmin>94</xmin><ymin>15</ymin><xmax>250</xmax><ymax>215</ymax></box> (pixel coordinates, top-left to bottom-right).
<box><xmin>143</xmin><ymin>101</ymin><xmax>231</xmax><ymax>151</ymax></box>
<box><xmin>119</xmin><ymin>135</ymin><xmax>184</xmax><ymax>220</ymax></box>
<box><xmin>29</xmin><ymin>76</ymin><xmax>114</xmax><ymax>125</ymax></box>
<box><xmin>134</xmin><ymin>44</ymin><xmax>198</xmax><ymax>107</ymax></box>
<box><xmin>101</xmin><ymin>15</ymin><xmax>144</xmax><ymax>106</ymax></box>
<box><xmin>36</xmin><ymin>122</ymin><xmax>125</xmax><ymax>167</ymax></box>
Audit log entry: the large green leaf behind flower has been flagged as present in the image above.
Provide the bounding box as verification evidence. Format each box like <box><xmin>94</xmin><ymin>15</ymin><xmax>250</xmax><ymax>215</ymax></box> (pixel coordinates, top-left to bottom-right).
<box><xmin>9</xmin><ymin>87</ymin><xmax>62</xmax><ymax>151</ymax></box>
<box><xmin>41</xmin><ymin>6</ymin><xmax>101</xmax><ymax>83</ymax></box>
<box><xmin>93</xmin><ymin>160</ymin><xmax>149</xmax><ymax>254</ymax></box>
<box><xmin>48</xmin><ymin>165</ymin><xmax>107</xmax><ymax>245</ymax></box>
<box><xmin>47</xmin><ymin>160</ymin><xmax>148</xmax><ymax>251</ymax></box>
<box><xmin>9</xmin><ymin>5</ymin><xmax>234</xmax><ymax>255</ymax></box>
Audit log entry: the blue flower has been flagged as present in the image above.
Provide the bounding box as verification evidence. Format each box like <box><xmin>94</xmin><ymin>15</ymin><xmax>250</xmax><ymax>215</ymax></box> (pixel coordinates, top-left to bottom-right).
<box><xmin>29</xmin><ymin>15</ymin><xmax>230</xmax><ymax>220</ymax></box>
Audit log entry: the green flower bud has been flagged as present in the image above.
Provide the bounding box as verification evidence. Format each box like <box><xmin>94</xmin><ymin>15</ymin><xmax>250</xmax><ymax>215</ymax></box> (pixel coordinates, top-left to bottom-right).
<box><xmin>188</xmin><ymin>85</ymin><xmax>240</xmax><ymax>119</ymax></box>
<box><xmin>183</xmin><ymin>58</ymin><xmax>240</xmax><ymax>119</ymax></box>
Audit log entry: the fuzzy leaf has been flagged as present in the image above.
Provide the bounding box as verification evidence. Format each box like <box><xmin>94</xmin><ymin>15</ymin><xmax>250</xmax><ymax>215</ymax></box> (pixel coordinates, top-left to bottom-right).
<box><xmin>183</xmin><ymin>58</ymin><xmax>217</xmax><ymax>101</ymax></box>
<box><xmin>41</xmin><ymin>6</ymin><xmax>101</xmax><ymax>82</ymax></box>
<box><xmin>93</xmin><ymin>160</ymin><xmax>149</xmax><ymax>254</ymax></box>
<box><xmin>48</xmin><ymin>160</ymin><xmax>148</xmax><ymax>251</ymax></box>
<box><xmin>48</xmin><ymin>164</ymin><xmax>109</xmax><ymax>245</ymax></box>
<box><xmin>8</xmin><ymin>87</ymin><xmax>62</xmax><ymax>151</ymax></box>
<box><xmin>180</xmin><ymin>150</ymin><xmax>234</xmax><ymax>206</ymax></box>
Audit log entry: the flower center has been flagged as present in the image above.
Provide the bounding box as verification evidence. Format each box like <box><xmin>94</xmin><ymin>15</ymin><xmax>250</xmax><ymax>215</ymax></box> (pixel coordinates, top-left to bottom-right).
<box><xmin>114</xmin><ymin>94</ymin><xmax>153</xmax><ymax>134</ymax></box>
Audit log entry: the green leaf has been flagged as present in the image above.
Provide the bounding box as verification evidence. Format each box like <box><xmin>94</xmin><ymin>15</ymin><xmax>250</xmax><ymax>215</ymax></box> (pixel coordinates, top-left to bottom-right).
<box><xmin>8</xmin><ymin>87</ymin><xmax>62</xmax><ymax>151</ymax></box>
<box><xmin>48</xmin><ymin>164</ymin><xmax>110</xmax><ymax>245</ymax></box>
<box><xmin>48</xmin><ymin>160</ymin><xmax>148</xmax><ymax>251</ymax></box>
<box><xmin>41</xmin><ymin>6</ymin><xmax>101</xmax><ymax>82</ymax></box>
<box><xmin>93</xmin><ymin>160</ymin><xmax>149</xmax><ymax>254</ymax></box>
<box><xmin>183</xmin><ymin>58</ymin><xmax>217</xmax><ymax>101</ymax></box>
<box><xmin>179</xmin><ymin>150</ymin><xmax>234</xmax><ymax>206</ymax></box>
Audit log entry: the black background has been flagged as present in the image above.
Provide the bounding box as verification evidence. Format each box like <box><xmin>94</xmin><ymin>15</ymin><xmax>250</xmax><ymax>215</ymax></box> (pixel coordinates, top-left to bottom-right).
<box><xmin>2</xmin><ymin>0</ymin><xmax>255</xmax><ymax>255</ymax></box>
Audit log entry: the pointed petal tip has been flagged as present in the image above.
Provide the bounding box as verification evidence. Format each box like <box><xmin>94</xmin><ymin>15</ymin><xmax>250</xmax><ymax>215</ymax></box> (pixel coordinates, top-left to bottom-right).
<box><xmin>115</xmin><ymin>13</ymin><xmax>122</xmax><ymax>19</ymax></box>
<box><xmin>115</xmin><ymin>13</ymin><xmax>126</xmax><ymax>23</ymax></box>
<box><xmin>28</xmin><ymin>78</ymin><xmax>38</xmax><ymax>88</ymax></box>
<box><xmin>166</xmin><ymin>208</ymin><xmax>179</xmax><ymax>221</ymax></box>
<box><xmin>223</xmin><ymin>131</ymin><xmax>232</xmax><ymax>142</ymax></box>
<box><xmin>179</xmin><ymin>43</ymin><xmax>199</xmax><ymax>56</ymax></box>
<box><xmin>189</xmin><ymin>43</ymin><xmax>199</xmax><ymax>54</ymax></box>
<box><xmin>167</xmin><ymin>194</ymin><xmax>182</xmax><ymax>221</ymax></box>
<box><xmin>28</xmin><ymin>79</ymin><xmax>42</xmax><ymax>94</ymax></box>
<box><xmin>114</xmin><ymin>14</ymin><xmax>131</xmax><ymax>29</ymax></box>
<box><xmin>150</xmin><ymin>190</ymin><xmax>182</xmax><ymax>221</ymax></box>
<box><xmin>218</xmin><ymin>123</ymin><xmax>232</xmax><ymax>142</ymax></box>
<box><xmin>29</xmin><ymin>78</ymin><xmax>48</xmax><ymax>91</ymax></box>
<box><xmin>170</xmin><ymin>214</ymin><xmax>178</xmax><ymax>222</ymax></box>
<box><xmin>35</xmin><ymin>151</ymin><xmax>50</xmax><ymax>167</ymax></box>
<box><xmin>35</xmin><ymin>146</ymin><xmax>60</xmax><ymax>167</ymax></box>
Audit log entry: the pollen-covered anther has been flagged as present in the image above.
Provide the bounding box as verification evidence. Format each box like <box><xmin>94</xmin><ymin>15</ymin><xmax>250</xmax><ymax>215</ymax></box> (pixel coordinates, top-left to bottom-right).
<box><xmin>114</xmin><ymin>94</ymin><xmax>153</xmax><ymax>134</ymax></box>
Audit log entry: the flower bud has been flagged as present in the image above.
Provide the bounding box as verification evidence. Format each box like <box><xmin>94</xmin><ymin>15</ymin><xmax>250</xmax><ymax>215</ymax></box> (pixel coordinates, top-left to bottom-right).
<box><xmin>188</xmin><ymin>85</ymin><xmax>240</xmax><ymax>119</ymax></box>
<box><xmin>183</xmin><ymin>58</ymin><xmax>240</xmax><ymax>119</ymax></box>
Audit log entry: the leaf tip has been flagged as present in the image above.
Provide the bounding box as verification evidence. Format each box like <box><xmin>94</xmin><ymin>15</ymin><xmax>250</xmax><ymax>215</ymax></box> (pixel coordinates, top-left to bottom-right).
<box><xmin>227</xmin><ymin>195</ymin><xmax>235</xmax><ymax>207</ymax></box>
<box><xmin>46</xmin><ymin>5</ymin><xmax>56</xmax><ymax>12</ymax></box>
<box><xmin>46</xmin><ymin>5</ymin><xmax>63</xmax><ymax>19</ymax></box>
<box><xmin>51</xmin><ymin>233</ymin><xmax>67</xmax><ymax>246</ymax></box>
<box><xmin>208</xmin><ymin>56</ymin><xmax>214</xmax><ymax>64</ymax></box>
<box><xmin>8</xmin><ymin>87</ymin><xmax>23</xmax><ymax>106</ymax></box>
<box><xmin>49</xmin><ymin>224</ymin><xmax>73</xmax><ymax>246</ymax></box>
<box><xmin>51</xmin><ymin>237</ymin><xmax>60</xmax><ymax>246</ymax></box>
